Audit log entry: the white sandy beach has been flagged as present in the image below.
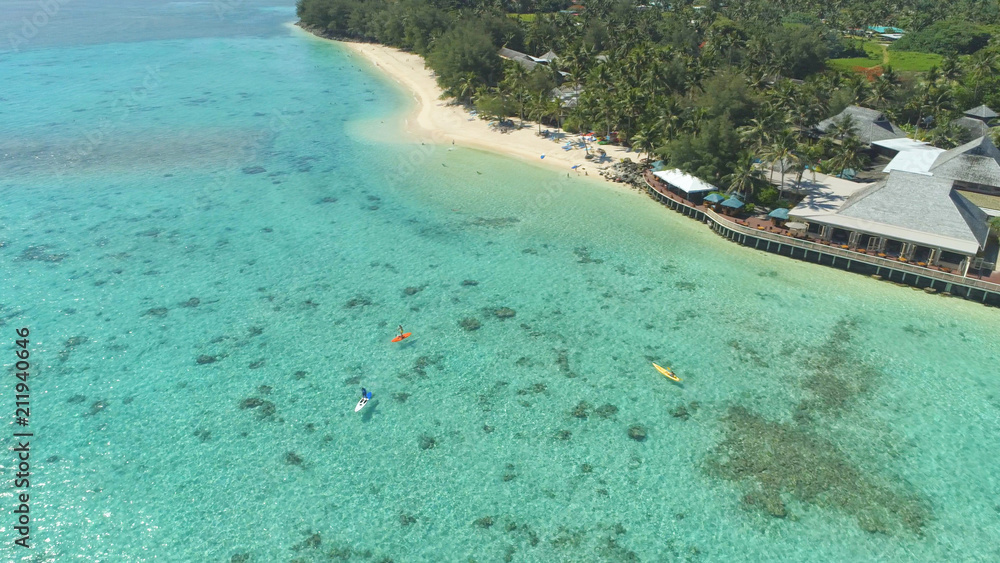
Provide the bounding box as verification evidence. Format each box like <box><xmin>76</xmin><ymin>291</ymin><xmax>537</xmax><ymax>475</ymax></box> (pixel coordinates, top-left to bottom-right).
<box><xmin>291</xmin><ymin>25</ymin><xmax>642</xmax><ymax>182</ymax></box>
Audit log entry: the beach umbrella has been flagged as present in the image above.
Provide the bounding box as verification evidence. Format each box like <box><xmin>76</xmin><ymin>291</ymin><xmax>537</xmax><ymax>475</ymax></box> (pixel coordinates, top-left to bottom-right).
<box><xmin>540</xmin><ymin>154</ymin><xmax>545</xmax><ymax>159</ymax></box>
<box><xmin>704</xmin><ymin>193</ymin><xmax>725</xmax><ymax>204</ymax></box>
<box><xmin>721</xmin><ymin>196</ymin><xmax>744</xmax><ymax>209</ymax></box>
<box><xmin>767</xmin><ymin>208</ymin><xmax>790</xmax><ymax>220</ymax></box>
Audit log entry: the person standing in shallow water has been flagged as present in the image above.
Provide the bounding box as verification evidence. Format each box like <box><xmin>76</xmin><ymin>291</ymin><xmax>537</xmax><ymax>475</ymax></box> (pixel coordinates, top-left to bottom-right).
<box><xmin>398</xmin><ymin>325</ymin><xmax>405</xmax><ymax>337</ymax></box>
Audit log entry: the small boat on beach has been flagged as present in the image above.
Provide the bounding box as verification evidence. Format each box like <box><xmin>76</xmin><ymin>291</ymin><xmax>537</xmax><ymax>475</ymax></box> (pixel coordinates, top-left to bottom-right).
<box><xmin>652</xmin><ymin>362</ymin><xmax>680</xmax><ymax>382</ymax></box>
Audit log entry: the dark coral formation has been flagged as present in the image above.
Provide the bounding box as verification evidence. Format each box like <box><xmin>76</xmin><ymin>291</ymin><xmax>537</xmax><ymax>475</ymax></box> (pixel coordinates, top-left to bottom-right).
<box><xmin>285</xmin><ymin>451</ymin><xmax>304</xmax><ymax>466</ymax></box>
<box><xmin>473</xmin><ymin>516</ymin><xmax>494</xmax><ymax>528</ymax></box>
<box><xmin>66</xmin><ymin>336</ymin><xmax>88</xmax><ymax>347</ymax></box>
<box><xmin>516</xmin><ymin>383</ymin><xmax>546</xmax><ymax>395</ymax></box>
<box><xmin>800</xmin><ymin>318</ymin><xmax>880</xmax><ymax>414</ymax></box>
<box><xmin>594</xmin><ymin>404</ymin><xmax>618</xmax><ymax>419</ymax></box>
<box><xmin>627</xmin><ymin>425</ymin><xmax>646</xmax><ymax>441</ymax></box>
<box><xmin>239</xmin><ymin>397</ymin><xmax>276</xmax><ymax>420</ymax></box>
<box><xmin>570</xmin><ymin>401</ymin><xmax>590</xmax><ymax>419</ymax></box>
<box><xmin>180</xmin><ymin>297</ymin><xmax>200</xmax><ymax>307</ymax></box>
<box><xmin>18</xmin><ymin>245</ymin><xmax>67</xmax><ymax>263</ymax></box>
<box><xmin>706</xmin><ymin>406</ymin><xmax>929</xmax><ymax>534</ymax></box>
<box><xmin>468</xmin><ymin>217</ymin><xmax>520</xmax><ymax>228</ymax></box>
<box><xmin>494</xmin><ymin>307</ymin><xmax>516</xmax><ymax>319</ymax></box>
<box><xmin>670</xmin><ymin>405</ymin><xmax>690</xmax><ymax>420</ymax></box>
<box><xmin>459</xmin><ymin>317</ymin><xmax>481</xmax><ymax>331</ymax></box>
<box><xmin>418</xmin><ymin>435</ymin><xmax>436</xmax><ymax>450</ymax></box>
<box><xmin>573</xmin><ymin>247</ymin><xmax>604</xmax><ymax>264</ymax></box>
<box><xmin>554</xmin><ymin>349</ymin><xmax>578</xmax><ymax>378</ymax></box>
<box><xmin>144</xmin><ymin>307</ymin><xmax>168</xmax><ymax>317</ymax></box>
<box><xmin>461</xmin><ymin>279</ymin><xmax>479</xmax><ymax>286</ymax></box>
<box><xmin>345</xmin><ymin>296</ymin><xmax>372</xmax><ymax>309</ymax></box>
<box><xmin>196</xmin><ymin>355</ymin><xmax>218</xmax><ymax>365</ymax></box>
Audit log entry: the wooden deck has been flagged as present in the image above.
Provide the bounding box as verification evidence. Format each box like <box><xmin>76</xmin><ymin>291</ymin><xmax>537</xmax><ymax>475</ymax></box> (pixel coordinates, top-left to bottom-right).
<box><xmin>643</xmin><ymin>172</ymin><xmax>1000</xmax><ymax>306</ymax></box>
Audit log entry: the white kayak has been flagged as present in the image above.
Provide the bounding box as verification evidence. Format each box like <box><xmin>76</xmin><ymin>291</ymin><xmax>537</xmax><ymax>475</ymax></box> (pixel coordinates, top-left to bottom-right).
<box><xmin>355</xmin><ymin>396</ymin><xmax>369</xmax><ymax>412</ymax></box>
<box><xmin>355</xmin><ymin>389</ymin><xmax>372</xmax><ymax>412</ymax></box>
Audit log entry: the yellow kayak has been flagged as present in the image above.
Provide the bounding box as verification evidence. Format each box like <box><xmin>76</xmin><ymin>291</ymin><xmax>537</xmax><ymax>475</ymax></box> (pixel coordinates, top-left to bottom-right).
<box><xmin>652</xmin><ymin>362</ymin><xmax>681</xmax><ymax>382</ymax></box>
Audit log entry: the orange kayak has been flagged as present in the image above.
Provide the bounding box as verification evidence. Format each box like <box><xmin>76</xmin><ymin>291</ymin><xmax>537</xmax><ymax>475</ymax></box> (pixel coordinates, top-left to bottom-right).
<box><xmin>391</xmin><ymin>332</ymin><xmax>412</xmax><ymax>343</ymax></box>
<box><xmin>652</xmin><ymin>362</ymin><xmax>680</xmax><ymax>382</ymax></box>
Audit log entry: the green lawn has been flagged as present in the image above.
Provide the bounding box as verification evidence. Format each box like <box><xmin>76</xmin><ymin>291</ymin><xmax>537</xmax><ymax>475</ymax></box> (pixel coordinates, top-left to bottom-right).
<box><xmin>828</xmin><ymin>38</ymin><xmax>942</xmax><ymax>73</ymax></box>
<box><xmin>827</xmin><ymin>57</ymin><xmax>880</xmax><ymax>71</ymax></box>
<box><xmin>886</xmin><ymin>50</ymin><xmax>943</xmax><ymax>71</ymax></box>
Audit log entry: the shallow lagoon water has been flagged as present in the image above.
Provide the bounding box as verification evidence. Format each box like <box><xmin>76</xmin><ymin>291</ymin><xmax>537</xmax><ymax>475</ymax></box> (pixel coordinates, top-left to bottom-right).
<box><xmin>2</xmin><ymin>3</ymin><xmax>1000</xmax><ymax>562</ymax></box>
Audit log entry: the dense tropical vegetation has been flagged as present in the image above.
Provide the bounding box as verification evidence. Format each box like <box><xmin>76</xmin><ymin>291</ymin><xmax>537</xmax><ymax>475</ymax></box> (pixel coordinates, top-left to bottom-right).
<box><xmin>298</xmin><ymin>0</ymin><xmax>1000</xmax><ymax>203</ymax></box>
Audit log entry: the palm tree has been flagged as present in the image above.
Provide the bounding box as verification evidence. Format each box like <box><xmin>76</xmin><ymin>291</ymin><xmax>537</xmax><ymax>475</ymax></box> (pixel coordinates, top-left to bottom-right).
<box><xmin>528</xmin><ymin>95</ymin><xmax>549</xmax><ymax>133</ymax></box>
<box><xmin>454</xmin><ymin>72</ymin><xmax>479</xmax><ymax>103</ymax></box>
<box><xmin>929</xmin><ymin>121</ymin><xmax>970</xmax><ymax>149</ymax></box>
<box><xmin>725</xmin><ymin>152</ymin><xmax>764</xmax><ymax>201</ymax></box>
<box><xmin>866</xmin><ymin>76</ymin><xmax>895</xmax><ymax>110</ymax></box>
<box><xmin>630</xmin><ymin>128</ymin><xmax>657</xmax><ymax>162</ymax></box>
<box><xmin>501</xmin><ymin>62</ymin><xmax>530</xmax><ymax>125</ymax></box>
<box><xmin>737</xmin><ymin>118</ymin><xmax>770</xmax><ymax>152</ymax></box>
<box><xmin>829</xmin><ymin>134</ymin><xmax>865</xmax><ymax>178</ymax></box>
<box><xmin>939</xmin><ymin>55</ymin><xmax>962</xmax><ymax>84</ymax></box>
<box><xmin>800</xmin><ymin>140</ymin><xmax>825</xmax><ymax>184</ymax></box>
<box><xmin>764</xmin><ymin>129</ymin><xmax>799</xmax><ymax>199</ymax></box>
<box><xmin>966</xmin><ymin>50</ymin><xmax>998</xmax><ymax>102</ymax></box>
<box><xmin>827</xmin><ymin>114</ymin><xmax>857</xmax><ymax>140</ymax></box>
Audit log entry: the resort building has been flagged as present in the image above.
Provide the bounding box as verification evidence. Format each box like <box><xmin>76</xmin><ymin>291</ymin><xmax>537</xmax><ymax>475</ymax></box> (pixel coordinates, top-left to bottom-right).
<box><xmin>651</xmin><ymin>169</ymin><xmax>718</xmax><ymax>205</ymax></box>
<box><xmin>951</xmin><ymin>104</ymin><xmax>996</xmax><ymax>142</ymax></box>
<box><xmin>498</xmin><ymin>48</ymin><xmax>559</xmax><ymax>71</ymax></box>
<box><xmin>498</xmin><ymin>47</ymin><xmax>538</xmax><ymax>70</ymax></box>
<box><xmin>815</xmin><ymin>105</ymin><xmax>906</xmax><ymax>146</ymax></box>
<box><xmin>551</xmin><ymin>84</ymin><xmax>583</xmax><ymax>108</ymax></box>
<box><xmin>877</xmin><ymin>138</ymin><xmax>944</xmax><ymax>175</ymax></box>
<box><xmin>790</xmin><ymin>135</ymin><xmax>1000</xmax><ymax>275</ymax></box>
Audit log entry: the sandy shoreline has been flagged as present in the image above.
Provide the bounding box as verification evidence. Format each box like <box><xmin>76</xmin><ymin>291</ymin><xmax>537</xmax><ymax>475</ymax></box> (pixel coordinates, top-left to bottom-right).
<box><xmin>290</xmin><ymin>24</ymin><xmax>642</xmax><ymax>183</ymax></box>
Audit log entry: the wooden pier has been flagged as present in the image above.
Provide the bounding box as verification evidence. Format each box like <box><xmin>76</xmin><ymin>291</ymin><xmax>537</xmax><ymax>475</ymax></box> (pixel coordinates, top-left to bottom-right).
<box><xmin>644</xmin><ymin>176</ymin><xmax>1000</xmax><ymax>306</ymax></box>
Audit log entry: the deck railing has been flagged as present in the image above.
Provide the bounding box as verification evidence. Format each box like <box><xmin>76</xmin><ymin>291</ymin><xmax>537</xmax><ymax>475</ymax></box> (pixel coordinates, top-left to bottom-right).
<box><xmin>643</xmin><ymin>175</ymin><xmax>1000</xmax><ymax>294</ymax></box>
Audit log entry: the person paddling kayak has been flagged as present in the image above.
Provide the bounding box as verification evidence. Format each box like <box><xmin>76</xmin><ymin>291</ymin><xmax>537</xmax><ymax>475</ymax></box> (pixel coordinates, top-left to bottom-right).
<box><xmin>392</xmin><ymin>325</ymin><xmax>412</xmax><ymax>342</ymax></box>
<box><xmin>356</xmin><ymin>388</ymin><xmax>372</xmax><ymax>412</ymax></box>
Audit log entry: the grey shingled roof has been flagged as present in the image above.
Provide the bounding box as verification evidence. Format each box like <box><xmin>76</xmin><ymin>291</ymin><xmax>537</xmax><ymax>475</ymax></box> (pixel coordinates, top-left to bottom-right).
<box><xmin>815</xmin><ymin>105</ymin><xmax>906</xmax><ymax>145</ymax></box>
<box><xmin>539</xmin><ymin>50</ymin><xmax>559</xmax><ymax>62</ymax></box>
<box><xmin>951</xmin><ymin>116</ymin><xmax>992</xmax><ymax>138</ymax></box>
<box><xmin>929</xmin><ymin>135</ymin><xmax>1000</xmax><ymax>187</ymax></box>
<box><xmin>550</xmin><ymin>84</ymin><xmax>583</xmax><ymax>108</ymax></box>
<box><xmin>964</xmin><ymin>104</ymin><xmax>998</xmax><ymax>120</ymax></box>
<box><xmin>838</xmin><ymin>170</ymin><xmax>988</xmax><ymax>248</ymax></box>
<box><xmin>498</xmin><ymin>47</ymin><xmax>536</xmax><ymax>70</ymax></box>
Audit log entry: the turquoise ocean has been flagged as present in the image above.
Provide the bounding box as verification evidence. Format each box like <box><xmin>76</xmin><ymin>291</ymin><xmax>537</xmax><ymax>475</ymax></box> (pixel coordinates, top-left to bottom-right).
<box><xmin>2</xmin><ymin>2</ymin><xmax>999</xmax><ymax>561</ymax></box>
